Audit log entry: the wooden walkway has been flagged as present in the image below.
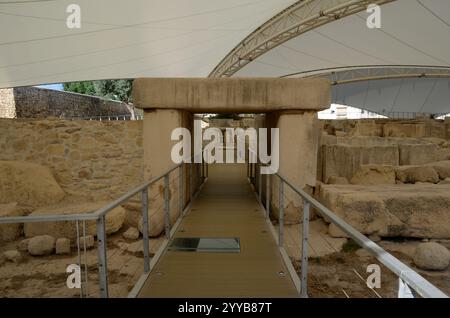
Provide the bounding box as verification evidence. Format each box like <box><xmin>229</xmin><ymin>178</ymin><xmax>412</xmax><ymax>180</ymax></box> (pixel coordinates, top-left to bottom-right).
<box><xmin>138</xmin><ymin>163</ymin><xmax>299</xmax><ymax>298</ymax></box>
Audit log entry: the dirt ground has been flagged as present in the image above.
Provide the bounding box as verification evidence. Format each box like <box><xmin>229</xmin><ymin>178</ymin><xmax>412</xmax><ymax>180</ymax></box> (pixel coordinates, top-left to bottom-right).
<box><xmin>296</xmin><ymin>239</ymin><xmax>450</xmax><ymax>298</ymax></box>
<box><xmin>0</xmin><ymin>231</ymin><xmax>164</xmax><ymax>298</ymax></box>
<box><xmin>1</xmin><ymin>233</ymin><xmax>449</xmax><ymax>298</ymax></box>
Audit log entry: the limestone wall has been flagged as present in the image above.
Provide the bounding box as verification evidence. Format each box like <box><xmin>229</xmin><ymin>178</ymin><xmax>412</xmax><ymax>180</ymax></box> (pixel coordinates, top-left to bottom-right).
<box><xmin>0</xmin><ymin>89</ymin><xmax>15</xmax><ymax>118</ymax></box>
<box><xmin>0</xmin><ymin>118</ymin><xmax>143</xmax><ymax>200</ymax></box>
<box><xmin>0</xmin><ymin>87</ymin><xmax>133</xmax><ymax>119</ymax></box>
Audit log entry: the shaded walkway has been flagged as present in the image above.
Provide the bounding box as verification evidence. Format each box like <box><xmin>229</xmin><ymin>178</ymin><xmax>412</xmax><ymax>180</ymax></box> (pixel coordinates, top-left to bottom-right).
<box><xmin>138</xmin><ymin>163</ymin><xmax>298</xmax><ymax>298</ymax></box>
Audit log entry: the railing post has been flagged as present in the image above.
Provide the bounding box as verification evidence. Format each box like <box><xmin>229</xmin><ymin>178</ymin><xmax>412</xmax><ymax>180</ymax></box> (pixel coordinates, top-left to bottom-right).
<box><xmin>190</xmin><ymin>163</ymin><xmax>193</xmax><ymax>203</ymax></box>
<box><xmin>164</xmin><ymin>174</ymin><xmax>170</xmax><ymax>239</ymax></box>
<box><xmin>278</xmin><ymin>179</ymin><xmax>284</xmax><ymax>247</ymax></box>
<box><xmin>258</xmin><ymin>163</ymin><xmax>262</xmax><ymax>203</ymax></box>
<box><xmin>266</xmin><ymin>173</ymin><xmax>270</xmax><ymax>218</ymax></box>
<box><xmin>96</xmin><ymin>216</ymin><xmax>108</xmax><ymax>298</ymax></box>
<box><xmin>300</xmin><ymin>201</ymin><xmax>310</xmax><ymax>298</ymax></box>
<box><xmin>179</xmin><ymin>165</ymin><xmax>184</xmax><ymax>216</ymax></box>
<box><xmin>141</xmin><ymin>188</ymin><xmax>150</xmax><ymax>273</ymax></box>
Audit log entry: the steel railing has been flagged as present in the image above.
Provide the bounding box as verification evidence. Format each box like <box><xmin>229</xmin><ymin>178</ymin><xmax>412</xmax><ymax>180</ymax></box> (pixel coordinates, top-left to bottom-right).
<box><xmin>248</xmin><ymin>161</ymin><xmax>448</xmax><ymax>299</ymax></box>
<box><xmin>67</xmin><ymin>114</ymin><xmax>144</xmax><ymax>121</ymax></box>
<box><xmin>0</xmin><ymin>160</ymin><xmax>207</xmax><ymax>298</ymax></box>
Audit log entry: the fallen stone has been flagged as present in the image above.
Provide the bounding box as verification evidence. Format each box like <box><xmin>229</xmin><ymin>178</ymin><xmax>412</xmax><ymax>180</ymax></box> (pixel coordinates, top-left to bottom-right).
<box><xmin>426</xmin><ymin>161</ymin><xmax>450</xmax><ymax>180</ymax></box>
<box><xmin>0</xmin><ymin>202</ymin><xmax>26</xmax><ymax>242</ymax></box>
<box><xmin>123</xmin><ymin>227</ymin><xmax>140</xmax><ymax>240</ymax></box>
<box><xmin>328</xmin><ymin>223</ymin><xmax>350</xmax><ymax>238</ymax></box>
<box><xmin>413</xmin><ymin>242</ymin><xmax>450</xmax><ymax>271</ymax></box>
<box><xmin>3</xmin><ymin>250</ymin><xmax>22</xmax><ymax>263</ymax></box>
<box><xmin>318</xmin><ymin>184</ymin><xmax>450</xmax><ymax>238</ymax></box>
<box><xmin>17</xmin><ymin>238</ymin><xmax>30</xmax><ymax>252</ymax></box>
<box><xmin>395</xmin><ymin>166</ymin><xmax>440</xmax><ymax>184</ymax></box>
<box><xmin>24</xmin><ymin>201</ymin><xmax>126</xmax><ymax>240</ymax></box>
<box><xmin>28</xmin><ymin>235</ymin><xmax>55</xmax><ymax>256</ymax></box>
<box><xmin>0</xmin><ymin>161</ymin><xmax>65</xmax><ymax>207</ymax></box>
<box><xmin>55</xmin><ymin>238</ymin><xmax>71</xmax><ymax>255</ymax></box>
<box><xmin>78</xmin><ymin>235</ymin><xmax>95</xmax><ymax>249</ymax></box>
<box><xmin>369</xmin><ymin>234</ymin><xmax>382</xmax><ymax>242</ymax></box>
<box><xmin>350</xmin><ymin>165</ymin><xmax>396</xmax><ymax>185</ymax></box>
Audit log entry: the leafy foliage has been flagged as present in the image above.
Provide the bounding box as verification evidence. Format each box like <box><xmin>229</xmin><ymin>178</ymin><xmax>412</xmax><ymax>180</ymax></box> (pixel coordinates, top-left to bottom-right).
<box><xmin>63</xmin><ymin>79</ymin><xmax>133</xmax><ymax>104</ymax></box>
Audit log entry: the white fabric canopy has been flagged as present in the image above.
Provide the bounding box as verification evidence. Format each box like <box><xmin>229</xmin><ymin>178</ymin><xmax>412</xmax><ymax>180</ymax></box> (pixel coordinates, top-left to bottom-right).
<box><xmin>0</xmin><ymin>0</ymin><xmax>295</xmax><ymax>87</ymax></box>
<box><xmin>0</xmin><ymin>0</ymin><xmax>449</xmax><ymax>114</ymax></box>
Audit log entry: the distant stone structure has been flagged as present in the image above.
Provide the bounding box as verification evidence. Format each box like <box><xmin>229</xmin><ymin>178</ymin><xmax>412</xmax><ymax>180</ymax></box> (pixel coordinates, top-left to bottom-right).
<box><xmin>0</xmin><ymin>86</ymin><xmax>134</xmax><ymax>119</ymax></box>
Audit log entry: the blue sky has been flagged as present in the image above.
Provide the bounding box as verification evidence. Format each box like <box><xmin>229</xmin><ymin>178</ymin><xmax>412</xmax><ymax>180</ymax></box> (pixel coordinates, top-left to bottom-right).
<box><xmin>36</xmin><ymin>83</ymin><xmax>63</xmax><ymax>90</ymax></box>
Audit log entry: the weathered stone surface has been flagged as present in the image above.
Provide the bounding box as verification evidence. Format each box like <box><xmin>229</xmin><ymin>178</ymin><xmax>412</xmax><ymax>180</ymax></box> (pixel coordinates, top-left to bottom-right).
<box><xmin>398</xmin><ymin>144</ymin><xmax>438</xmax><ymax>165</ymax></box>
<box><xmin>28</xmin><ymin>235</ymin><xmax>55</xmax><ymax>256</ymax></box>
<box><xmin>78</xmin><ymin>235</ymin><xmax>95</xmax><ymax>249</ymax></box>
<box><xmin>383</xmin><ymin>122</ymin><xmax>446</xmax><ymax>139</ymax></box>
<box><xmin>3</xmin><ymin>250</ymin><xmax>22</xmax><ymax>263</ymax></box>
<box><xmin>133</xmin><ymin>78</ymin><xmax>331</xmax><ymax>112</ymax></box>
<box><xmin>55</xmin><ymin>238</ymin><xmax>71</xmax><ymax>255</ymax></box>
<box><xmin>326</xmin><ymin>176</ymin><xmax>349</xmax><ymax>185</ymax></box>
<box><xmin>122</xmin><ymin>201</ymin><xmax>141</xmax><ymax>228</ymax></box>
<box><xmin>267</xmin><ymin>111</ymin><xmax>320</xmax><ymax>224</ymax></box>
<box><xmin>395</xmin><ymin>166</ymin><xmax>440</xmax><ymax>184</ymax></box>
<box><xmin>0</xmin><ymin>161</ymin><xmax>65</xmax><ymax>207</ymax></box>
<box><xmin>349</xmin><ymin>121</ymin><xmax>382</xmax><ymax>137</ymax></box>
<box><xmin>426</xmin><ymin>161</ymin><xmax>450</xmax><ymax>180</ymax></box>
<box><xmin>328</xmin><ymin>223</ymin><xmax>350</xmax><ymax>238</ymax></box>
<box><xmin>439</xmin><ymin>178</ymin><xmax>450</xmax><ymax>185</ymax></box>
<box><xmin>24</xmin><ymin>202</ymin><xmax>125</xmax><ymax>240</ymax></box>
<box><xmin>123</xmin><ymin>227</ymin><xmax>140</xmax><ymax>240</ymax></box>
<box><xmin>4</xmin><ymin>86</ymin><xmax>133</xmax><ymax>119</ymax></box>
<box><xmin>321</xmin><ymin>144</ymin><xmax>399</xmax><ymax>182</ymax></box>
<box><xmin>0</xmin><ymin>202</ymin><xmax>27</xmax><ymax>241</ymax></box>
<box><xmin>318</xmin><ymin>184</ymin><xmax>450</xmax><ymax>238</ymax></box>
<box><xmin>17</xmin><ymin>238</ymin><xmax>30</xmax><ymax>252</ymax></box>
<box><xmin>413</xmin><ymin>242</ymin><xmax>450</xmax><ymax>271</ymax></box>
<box><xmin>0</xmin><ymin>119</ymin><xmax>143</xmax><ymax>201</ymax></box>
<box><xmin>350</xmin><ymin>165</ymin><xmax>396</xmax><ymax>185</ymax></box>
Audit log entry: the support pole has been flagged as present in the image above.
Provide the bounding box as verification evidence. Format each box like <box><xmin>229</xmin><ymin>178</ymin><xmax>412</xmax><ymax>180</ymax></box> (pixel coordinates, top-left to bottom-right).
<box><xmin>141</xmin><ymin>188</ymin><xmax>150</xmax><ymax>273</ymax></box>
<box><xmin>278</xmin><ymin>179</ymin><xmax>284</xmax><ymax>247</ymax></box>
<box><xmin>300</xmin><ymin>201</ymin><xmax>310</xmax><ymax>298</ymax></box>
<box><xmin>190</xmin><ymin>163</ymin><xmax>193</xmax><ymax>203</ymax></box>
<box><xmin>258</xmin><ymin>164</ymin><xmax>262</xmax><ymax>203</ymax></box>
<box><xmin>266</xmin><ymin>174</ymin><xmax>270</xmax><ymax>219</ymax></box>
<box><xmin>164</xmin><ymin>175</ymin><xmax>170</xmax><ymax>239</ymax></box>
<box><xmin>179</xmin><ymin>165</ymin><xmax>184</xmax><ymax>216</ymax></box>
<box><xmin>96</xmin><ymin>216</ymin><xmax>108</xmax><ymax>298</ymax></box>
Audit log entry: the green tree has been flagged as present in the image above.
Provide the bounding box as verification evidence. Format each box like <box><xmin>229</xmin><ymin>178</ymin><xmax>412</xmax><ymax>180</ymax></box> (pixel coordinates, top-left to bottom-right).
<box><xmin>63</xmin><ymin>79</ymin><xmax>133</xmax><ymax>104</ymax></box>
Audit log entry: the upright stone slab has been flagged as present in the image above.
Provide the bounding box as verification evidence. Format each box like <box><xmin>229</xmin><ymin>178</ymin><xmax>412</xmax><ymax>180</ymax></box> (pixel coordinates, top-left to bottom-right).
<box><xmin>133</xmin><ymin>78</ymin><xmax>331</xmax><ymax>228</ymax></box>
<box><xmin>266</xmin><ymin>111</ymin><xmax>320</xmax><ymax>224</ymax></box>
<box><xmin>141</xmin><ymin>109</ymin><xmax>192</xmax><ymax>237</ymax></box>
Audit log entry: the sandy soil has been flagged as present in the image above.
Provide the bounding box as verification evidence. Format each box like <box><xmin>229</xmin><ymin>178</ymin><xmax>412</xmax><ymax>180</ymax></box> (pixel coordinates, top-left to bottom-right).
<box><xmin>0</xmin><ymin>232</ymin><xmax>164</xmax><ymax>298</ymax></box>
<box><xmin>296</xmin><ymin>239</ymin><xmax>450</xmax><ymax>298</ymax></box>
<box><xmin>1</xmin><ymin>234</ymin><xmax>449</xmax><ymax>298</ymax></box>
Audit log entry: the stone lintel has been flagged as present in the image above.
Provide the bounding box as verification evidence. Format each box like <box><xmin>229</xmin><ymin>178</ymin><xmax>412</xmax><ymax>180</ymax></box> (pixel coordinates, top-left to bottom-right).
<box><xmin>133</xmin><ymin>78</ymin><xmax>330</xmax><ymax>113</ymax></box>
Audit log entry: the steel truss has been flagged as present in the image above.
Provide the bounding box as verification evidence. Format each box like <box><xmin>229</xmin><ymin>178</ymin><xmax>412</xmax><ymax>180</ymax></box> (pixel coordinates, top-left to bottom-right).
<box><xmin>315</xmin><ymin>67</ymin><xmax>450</xmax><ymax>85</ymax></box>
<box><xmin>209</xmin><ymin>0</ymin><xmax>396</xmax><ymax>78</ymax></box>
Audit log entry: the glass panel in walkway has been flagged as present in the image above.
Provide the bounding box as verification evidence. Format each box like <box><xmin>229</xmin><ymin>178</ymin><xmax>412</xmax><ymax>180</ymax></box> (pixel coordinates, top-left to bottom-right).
<box><xmin>137</xmin><ymin>163</ymin><xmax>298</xmax><ymax>298</ymax></box>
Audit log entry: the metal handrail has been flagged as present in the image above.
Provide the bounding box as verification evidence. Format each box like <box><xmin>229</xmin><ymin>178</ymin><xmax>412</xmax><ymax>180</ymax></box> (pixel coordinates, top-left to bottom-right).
<box><xmin>275</xmin><ymin>172</ymin><xmax>448</xmax><ymax>299</ymax></box>
<box><xmin>0</xmin><ymin>164</ymin><xmax>182</xmax><ymax>225</ymax></box>
<box><xmin>248</xmin><ymin>158</ymin><xmax>448</xmax><ymax>298</ymax></box>
<box><xmin>0</xmin><ymin>160</ymin><xmax>206</xmax><ymax>298</ymax></box>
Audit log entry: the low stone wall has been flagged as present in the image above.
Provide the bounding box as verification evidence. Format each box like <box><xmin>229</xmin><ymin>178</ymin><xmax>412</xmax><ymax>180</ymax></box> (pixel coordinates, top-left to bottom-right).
<box><xmin>0</xmin><ymin>118</ymin><xmax>143</xmax><ymax>201</ymax></box>
<box><xmin>0</xmin><ymin>87</ymin><xmax>133</xmax><ymax>119</ymax></box>
<box><xmin>323</xmin><ymin>118</ymin><xmax>449</xmax><ymax>139</ymax></box>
